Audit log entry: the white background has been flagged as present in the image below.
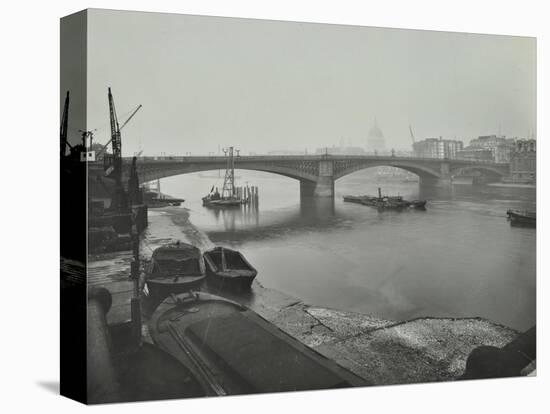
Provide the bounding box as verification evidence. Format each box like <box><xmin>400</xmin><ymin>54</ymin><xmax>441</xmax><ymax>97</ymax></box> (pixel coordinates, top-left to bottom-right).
<box><xmin>0</xmin><ymin>0</ymin><xmax>547</xmax><ymax>412</ymax></box>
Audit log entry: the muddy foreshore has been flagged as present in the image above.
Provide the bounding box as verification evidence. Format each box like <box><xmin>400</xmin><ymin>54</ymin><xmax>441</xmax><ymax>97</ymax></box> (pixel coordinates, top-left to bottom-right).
<box><xmin>89</xmin><ymin>205</ymin><xmax>519</xmax><ymax>385</ymax></box>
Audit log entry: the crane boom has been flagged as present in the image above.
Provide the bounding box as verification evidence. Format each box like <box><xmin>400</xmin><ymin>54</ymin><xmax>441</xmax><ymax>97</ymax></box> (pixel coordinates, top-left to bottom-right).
<box><xmin>97</xmin><ymin>103</ymin><xmax>142</xmax><ymax>157</ymax></box>
<box><xmin>106</xmin><ymin>87</ymin><xmax>129</xmax><ymax>212</ymax></box>
<box><xmin>106</xmin><ymin>87</ymin><xmax>123</xmax><ymax>185</ymax></box>
<box><xmin>120</xmin><ymin>104</ymin><xmax>142</xmax><ymax>131</ymax></box>
<box><xmin>409</xmin><ymin>124</ymin><xmax>416</xmax><ymax>144</ymax></box>
<box><xmin>60</xmin><ymin>91</ymin><xmax>70</xmax><ymax>157</ymax></box>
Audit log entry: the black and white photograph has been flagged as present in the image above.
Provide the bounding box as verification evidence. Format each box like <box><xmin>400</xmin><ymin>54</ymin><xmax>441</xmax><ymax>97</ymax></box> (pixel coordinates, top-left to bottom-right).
<box><xmin>57</xmin><ymin>7</ymin><xmax>541</xmax><ymax>404</ymax></box>
<box><xmin>3</xmin><ymin>1</ymin><xmax>547</xmax><ymax>412</ymax></box>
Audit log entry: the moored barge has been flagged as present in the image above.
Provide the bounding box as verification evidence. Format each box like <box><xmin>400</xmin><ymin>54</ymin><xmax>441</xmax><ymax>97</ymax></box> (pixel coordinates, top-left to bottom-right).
<box><xmin>203</xmin><ymin>247</ymin><xmax>257</xmax><ymax>290</ymax></box>
<box><xmin>506</xmin><ymin>209</ymin><xmax>536</xmax><ymax>227</ymax></box>
<box><xmin>149</xmin><ymin>291</ymin><xmax>369</xmax><ymax>396</ymax></box>
<box><xmin>145</xmin><ymin>242</ymin><xmax>206</xmax><ymax>301</ymax></box>
<box><xmin>344</xmin><ymin>188</ymin><xmax>427</xmax><ymax>210</ymax></box>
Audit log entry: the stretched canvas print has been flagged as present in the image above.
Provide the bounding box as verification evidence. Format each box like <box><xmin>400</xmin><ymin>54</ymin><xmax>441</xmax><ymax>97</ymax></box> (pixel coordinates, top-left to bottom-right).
<box><xmin>60</xmin><ymin>8</ymin><xmax>537</xmax><ymax>404</ymax></box>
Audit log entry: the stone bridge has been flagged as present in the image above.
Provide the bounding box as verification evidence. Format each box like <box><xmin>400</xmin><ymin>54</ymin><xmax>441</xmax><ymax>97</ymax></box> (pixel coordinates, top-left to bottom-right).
<box><xmin>110</xmin><ymin>154</ymin><xmax>509</xmax><ymax>198</ymax></box>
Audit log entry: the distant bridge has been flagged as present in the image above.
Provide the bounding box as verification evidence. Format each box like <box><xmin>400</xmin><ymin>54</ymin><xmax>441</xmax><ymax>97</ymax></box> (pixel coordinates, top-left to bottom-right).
<box><xmin>90</xmin><ymin>154</ymin><xmax>510</xmax><ymax>198</ymax></box>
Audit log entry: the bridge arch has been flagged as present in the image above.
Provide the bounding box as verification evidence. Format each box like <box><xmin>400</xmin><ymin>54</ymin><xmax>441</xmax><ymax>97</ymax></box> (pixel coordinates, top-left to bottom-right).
<box><xmin>132</xmin><ymin>162</ymin><xmax>320</xmax><ymax>185</ymax></box>
<box><xmin>333</xmin><ymin>160</ymin><xmax>442</xmax><ymax>181</ymax></box>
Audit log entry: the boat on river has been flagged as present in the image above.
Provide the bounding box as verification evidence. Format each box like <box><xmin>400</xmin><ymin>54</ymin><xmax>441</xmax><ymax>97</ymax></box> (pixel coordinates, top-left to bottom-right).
<box><xmin>342</xmin><ymin>195</ymin><xmax>367</xmax><ymax>204</ymax></box>
<box><xmin>408</xmin><ymin>199</ymin><xmax>427</xmax><ymax>209</ymax></box>
<box><xmin>149</xmin><ymin>291</ymin><xmax>368</xmax><ymax>396</ymax></box>
<box><xmin>343</xmin><ymin>188</ymin><xmax>426</xmax><ymax>210</ymax></box>
<box><xmin>143</xmin><ymin>181</ymin><xmax>185</xmax><ymax>208</ymax></box>
<box><xmin>506</xmin><ymin>210</ymin><xmax>536</xmax><ymax>227</ymax></box>
<box><xmin>202</xmin><ymin>193</ymin><xmax>242</xmax><ymax>208</ymax></box>
<box><xmin>202</xmin><ymin>146</ymin><xmax>246</xmax><ymax>208</ymax></box>
<box><xmin>145</xmin><ymin>242</ymin><xmax>206</xmax><ymax>301</ymax></box>
<box><xmin>203</xmin><ymin>247</ymin><xmax>257</xmax><ymax>290</ymax></box>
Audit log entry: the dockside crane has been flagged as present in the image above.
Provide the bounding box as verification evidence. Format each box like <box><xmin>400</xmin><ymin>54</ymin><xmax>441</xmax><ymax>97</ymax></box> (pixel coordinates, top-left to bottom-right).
<box><xmin>96</xmin><ymin>103</ymin><xmax>142</xmax><ymax>158</ymax></box>
<box><xmin>107</xmin><ymin>87</ymin><xmax>122</xmax><ymax>181</ymax></box>
<box><xmin>60</xmin><ymin>91</ymin><xmax>70</xmax><ymax>157</ymax></box>
<box><xmin>105</xmin><ymin>87</ymin><xmax>130</xmax><ymax>211</ymax></box>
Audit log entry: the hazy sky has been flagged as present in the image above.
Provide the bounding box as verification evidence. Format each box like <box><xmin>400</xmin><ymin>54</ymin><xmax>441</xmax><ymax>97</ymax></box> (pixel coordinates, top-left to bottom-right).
<box><xmin>77</xmin><ymin>9</ymin><xmax>536</xmax><ymax>156</ymax></box>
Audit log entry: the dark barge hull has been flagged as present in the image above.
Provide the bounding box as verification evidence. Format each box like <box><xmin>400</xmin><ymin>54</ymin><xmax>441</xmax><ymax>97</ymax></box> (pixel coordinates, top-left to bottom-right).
<box><xmin>146</xmin><ymin>276</ymin><xmax>205</xmax><ymax>300</ymax></box>
<box><xmin>507</xmin><ymin>210</ymin><xmax>536</xmax><ymax>227</ymax></box>
<box><xmin>146</xmin><ymin>242</ymin><xmax>206</xmax><ymax>302</ymax></box>
<box><xmin>202</xmin><ymin>199</ymin><xmax>242</xmax><ymax>208</ymax></box>
<box><xmin>206</xmin><ymin>273</ymin><xmax>255</xmax><ymax>291</ymax></box>
<box><xmin>344</xmin><ymin>195</ymin><xmax>426</xmax><ymax>210</ymax></box>
<box><xmin>409</xmin><ymin>200</ymin><xmax>427</xmax><ymax>209</ymax></box>
<box><xmin>342</xmin><ymin>195</ymin><xmax>366</xmax><ymax>204</ymax></box>
<box><xmin>203</xmin><ymin>247</ymin><xmax>257</xmax><ymax>291</ymax></box>
<box><xmin>149</xmin><ymin>292</ymin><xmax>369</xmax><ymax>396</ymax></box>
<box><xmin>119</xmin><ymin>342</ymin><xmax>207</xmax><ymax>402</ymax></box>
<box><xmin>147</xmin><ymin>200</ymin><xmax>182</xmax><ymax>208</ymax></box>
<box><xmin>87</xmin><ymin>287</ymin><xmax>207</xmax><ymax>403</ymax></box>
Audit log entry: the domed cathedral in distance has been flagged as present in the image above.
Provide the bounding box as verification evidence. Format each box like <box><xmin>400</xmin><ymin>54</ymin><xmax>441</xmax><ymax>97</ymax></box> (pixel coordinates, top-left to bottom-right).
<box><xmin>367</xmin><ymin>118</ymin><xmax>386</xmax><ymax>153</ymax></box>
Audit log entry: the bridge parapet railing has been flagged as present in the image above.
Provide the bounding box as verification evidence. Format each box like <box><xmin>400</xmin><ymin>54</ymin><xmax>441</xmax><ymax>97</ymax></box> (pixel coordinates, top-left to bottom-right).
<box><xmin>122</xmin><ymin>154</ymin><xmax>509</xmax><ymax>166</ymax></box>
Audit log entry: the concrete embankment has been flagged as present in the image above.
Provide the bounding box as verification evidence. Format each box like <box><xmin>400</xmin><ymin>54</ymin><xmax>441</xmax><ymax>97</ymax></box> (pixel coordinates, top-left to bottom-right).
<box><xmin>88</xmin><ymin>205</ymin><xmax>520</xmax><ymax>385</ymax></box>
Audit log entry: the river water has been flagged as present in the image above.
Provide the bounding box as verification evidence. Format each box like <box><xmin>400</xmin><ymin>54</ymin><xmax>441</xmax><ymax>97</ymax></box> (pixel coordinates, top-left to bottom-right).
<box><xmin>154</xmin><ymin>169</ymin><xmax>536</xmax><ymax>331</ymax></box>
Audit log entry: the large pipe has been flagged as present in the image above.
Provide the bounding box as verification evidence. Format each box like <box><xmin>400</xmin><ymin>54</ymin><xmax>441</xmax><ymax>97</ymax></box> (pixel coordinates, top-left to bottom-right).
<box><xmin>87</xmin><ymin>287</ymin><xmax>121</xmax><ymax>404</ymax></box>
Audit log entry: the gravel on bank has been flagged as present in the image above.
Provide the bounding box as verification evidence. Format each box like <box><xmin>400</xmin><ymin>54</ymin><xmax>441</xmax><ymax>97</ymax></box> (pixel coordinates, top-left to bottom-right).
<box><xmin>239</xmin><ymin>280</ymin><xmax>518</xmax><ymax>385</ymax></box>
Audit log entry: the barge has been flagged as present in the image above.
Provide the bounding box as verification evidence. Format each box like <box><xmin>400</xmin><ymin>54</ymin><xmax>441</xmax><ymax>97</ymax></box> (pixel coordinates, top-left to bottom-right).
<box><xmin>145</xmin><ymin>242</ymin><xmax>206</xmax><ymax>301</ymax></box>
<box><xmin>203</xmin><ymin>247</ymin><xmax>257</xmax><ymax>291</ymax></box>
<box><xmin>506</xmin><ymin>209</ymin><xmax>536</xmax><ymax>227</ymax></box>
<box><xmin>149</xmin><ymin>291</ymin><xmax>369</xmax><ymax>396</ymax></box>
<box><xmin>344</xmin><ymin>188</ymin><xmax>427</xmax><ymax>210</ymax></box>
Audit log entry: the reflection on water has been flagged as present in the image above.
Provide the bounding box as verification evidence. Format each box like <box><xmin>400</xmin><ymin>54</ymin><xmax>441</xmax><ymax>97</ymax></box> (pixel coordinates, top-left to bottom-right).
<box><xmin>203</xmin><ymin>202</ymin><xmax>260</xmax><ymax>231</ymax></box>
<box><xmin>158</xmin><ymin>170</ymin><xmax>536</xmax><ymax>331</ymax></box>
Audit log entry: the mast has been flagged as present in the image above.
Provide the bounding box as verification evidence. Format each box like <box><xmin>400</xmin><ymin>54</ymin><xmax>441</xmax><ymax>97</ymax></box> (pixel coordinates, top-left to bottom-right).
<box><xmin>60</xmin><ymin>91</ymin><xmax>70</xmax><ymax>157</ymax></box>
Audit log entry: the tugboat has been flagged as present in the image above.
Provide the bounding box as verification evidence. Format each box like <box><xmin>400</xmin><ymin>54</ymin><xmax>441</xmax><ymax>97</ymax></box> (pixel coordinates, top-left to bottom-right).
<box><xmin>145</xmin><ymin>241</ymin><xmax>206</xmax><ymax>301</ymax></box>
<box><xmin>149</xmin><ymin>291</ymin><xmax>369</xmax><ymax>396</ymax></box>
<box><xmin>506</xmin><ymin>209</ymin><xmax>536</xmax><ymax>227</ymax></box>
<box><xmin>202</xmin><ymin>147</ymin><xmax>244</xmax><ymax>208</ymax></box>
<box><xmin>203</xmin><ymin>246</ymin><xmax>258</xmax><ymax>290</ymax></box>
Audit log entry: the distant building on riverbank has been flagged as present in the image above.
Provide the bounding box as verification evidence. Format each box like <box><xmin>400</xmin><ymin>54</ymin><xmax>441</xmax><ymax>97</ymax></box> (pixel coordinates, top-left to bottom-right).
<box><xmin>413</xmin><ymin>137</ymin><xmax>463</xmax><ymax>159</ymax></box>
<box><xmin>463</xmin><ymin>135</ymin><xmax>515</xmax><ymax>163</ymax></box>
<box><xmin>456</xmin><ymin>147</ymin><xmax>494</xmax><ymax>162</ymax></box>
<box><xmin>506</xmin><ymin>139</ymin><xmax>536</xmax><ymax>183</ymax></box>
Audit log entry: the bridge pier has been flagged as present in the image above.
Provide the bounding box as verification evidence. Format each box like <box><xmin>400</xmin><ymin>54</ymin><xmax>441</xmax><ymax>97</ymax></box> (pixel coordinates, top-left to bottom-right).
<box><xmin>300</xmin><ymin>159</ymin><xmax>335</xmax><ymax>198</ymax></box>
<box><xmin>300</xmin><ymin>177</ymin><xmax>335</xmax><ymax>198</ymax></box>
<box><xmin>419</xmin><ymin>176</ymin><xmax>453</xmax><ymax>187</ymax></box>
